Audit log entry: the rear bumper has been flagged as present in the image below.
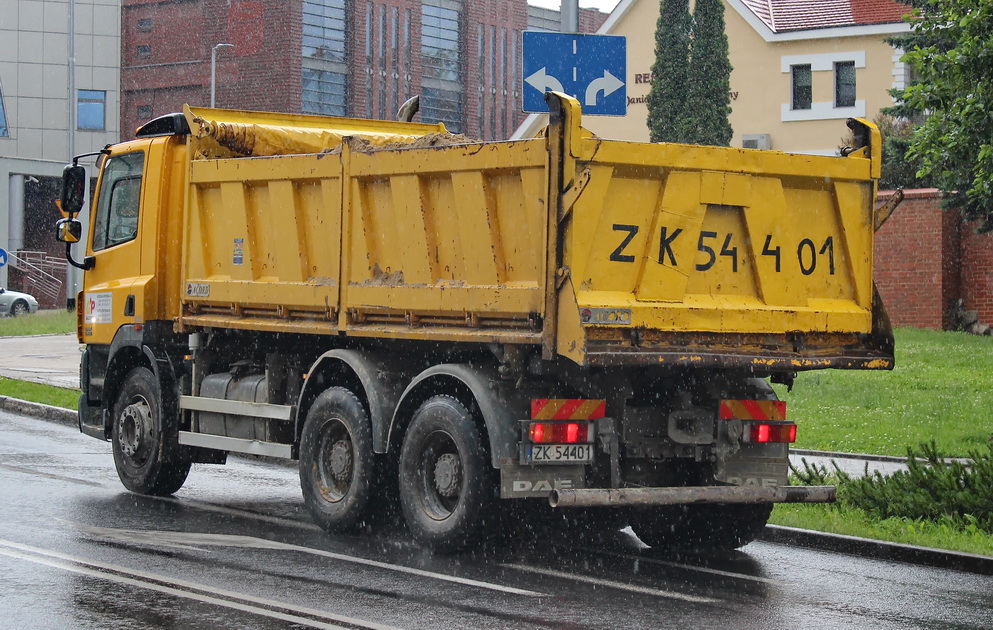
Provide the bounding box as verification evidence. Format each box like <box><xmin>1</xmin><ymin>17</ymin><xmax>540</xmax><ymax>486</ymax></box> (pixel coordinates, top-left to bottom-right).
<box><xmin>549</xmin><ymin>484</ymin><xmax>836</xmax><ymax>508</ymax></box>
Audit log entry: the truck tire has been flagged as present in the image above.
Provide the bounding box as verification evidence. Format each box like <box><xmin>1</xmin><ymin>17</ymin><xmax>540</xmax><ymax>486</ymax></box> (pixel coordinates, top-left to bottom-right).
<box><xmin>631</xmin><ymin>503</ymin><xmax>773</xmax><ymax>552</ymax></box>
<box><xmin>299</xmin><ymin>387</ymin><xmax>374</xmax><ymax>532</ymax></box>
<box><xmin>398</xmin><ymin>395</ymin><xmax>492</xmax><ymax>553</ymax></box>
<box><xmin>112</xmin><ymin>367</ymin><xmax>191</xmax><ymax>495</ymax></box>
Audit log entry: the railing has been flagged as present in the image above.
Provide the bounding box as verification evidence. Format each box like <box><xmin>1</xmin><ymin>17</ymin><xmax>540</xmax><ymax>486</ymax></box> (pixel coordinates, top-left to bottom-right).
<box><xmin>9</xmin><ymin>250</ymin><xmax>67</xmax><ymax>306</ymax></box>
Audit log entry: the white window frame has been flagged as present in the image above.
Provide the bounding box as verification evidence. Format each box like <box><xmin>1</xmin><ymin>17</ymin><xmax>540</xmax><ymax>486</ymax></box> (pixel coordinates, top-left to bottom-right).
<box><xmin>780</xmin><ymin>52</ymin><xmax>866</xmax><ymax>122</ymax></box>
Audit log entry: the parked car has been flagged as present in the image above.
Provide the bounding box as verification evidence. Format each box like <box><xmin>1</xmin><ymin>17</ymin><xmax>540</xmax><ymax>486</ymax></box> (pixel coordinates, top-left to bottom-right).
<box><xmin>0</xmin><ymin>288</ymin><xmax>40</xmax><ymax>316</ymax></box>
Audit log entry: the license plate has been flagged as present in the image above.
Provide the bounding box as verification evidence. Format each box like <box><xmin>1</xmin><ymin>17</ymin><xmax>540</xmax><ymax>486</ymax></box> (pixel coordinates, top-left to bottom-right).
<box><xmin>527</xmin><ymin>444</ymin><xmax>593</xmax><ymax>463</ymax></box>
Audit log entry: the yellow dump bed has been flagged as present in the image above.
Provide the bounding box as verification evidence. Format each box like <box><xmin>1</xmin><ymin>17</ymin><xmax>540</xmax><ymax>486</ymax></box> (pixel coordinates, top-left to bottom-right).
<box><xmin>178</xmin><ymin>95</ymin><xmax>893</xmax><ymax>371</ymax></box>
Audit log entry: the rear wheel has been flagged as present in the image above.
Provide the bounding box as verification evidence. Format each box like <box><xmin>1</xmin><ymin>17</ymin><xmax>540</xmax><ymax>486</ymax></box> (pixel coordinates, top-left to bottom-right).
<box><xmin>399</xmin><ymin>395</ymin><xmax>492</xmax><ymax>552</ymax></box>
<box><xmin>631</xmin><ymin>503</ymin><xmax>773</xmax><ymax>552</ymax></box>
<box><xmin>299</xmin><ymin>387</ymin><xmax>374</xmax><ymax>532</ymax></box>
<box><xmin>112</xmin><ymin>367</ymin><xmax>191</xmax><ymax>495</ymax></box>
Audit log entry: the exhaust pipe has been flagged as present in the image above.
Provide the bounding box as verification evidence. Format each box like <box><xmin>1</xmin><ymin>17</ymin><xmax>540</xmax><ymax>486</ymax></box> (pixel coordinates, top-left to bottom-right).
<box><xmin>549</xmin><ymin>485</ymin><xmax>836</xmax><ymax>508</ymax></box>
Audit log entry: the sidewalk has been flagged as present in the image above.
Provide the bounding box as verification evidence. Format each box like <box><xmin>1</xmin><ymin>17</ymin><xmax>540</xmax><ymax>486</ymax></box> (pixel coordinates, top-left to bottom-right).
<box><xmin>0</xmin><ymin>333</ymin><xmax>81</xmax><ymax>390</ymax></box>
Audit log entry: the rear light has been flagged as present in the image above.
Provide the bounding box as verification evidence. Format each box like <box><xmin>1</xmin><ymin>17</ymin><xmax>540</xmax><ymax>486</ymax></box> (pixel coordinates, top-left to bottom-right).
<box><xmin>529</xmin><ymin>422</ymin><xmax>592</xmax><ymax>444</ymax></box>
<box><xmin>748</xmin><ymin>423</ymin><xmax>796</xmax><ymax>443</ymax></box>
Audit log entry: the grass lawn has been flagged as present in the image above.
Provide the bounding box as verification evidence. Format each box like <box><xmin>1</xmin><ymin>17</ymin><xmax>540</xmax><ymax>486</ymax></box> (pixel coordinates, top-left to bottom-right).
<box><xmin>774</xmin><ymin>328</ymin><xmax>993</xmax><ymax>457</ymax></box>
<box><xmin>0</xmin><ymin>309</ymin><xmax>76</xmax><ymax>337</ymax></box>
<box><xmin>770</xmin><ymin>504</ymin><xmax>993</xmax><ymax>557</ymax></box>
<box><xmin>0</xmin><ymin>376</ymin><xmax>79</xmax><ymax>409</ymax></box>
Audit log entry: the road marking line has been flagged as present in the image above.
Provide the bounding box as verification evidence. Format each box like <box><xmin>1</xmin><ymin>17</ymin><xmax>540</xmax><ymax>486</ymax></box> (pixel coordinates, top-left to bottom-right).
<box><xmin>501</xmin><ymin>563</ymin><xmax>721</xmax><ymax>603</ymax></box>
<box><xmin>0</xmin><ymin>539</ymin><xmax>399</xmax><ymax>630</ymax></box>
<box><xmin>0</xmin><ymin>462</ymin><xmax>105</xmax><ymax>487</ymax></box>
<box><xmin>156</xmin><ymin>495</ymin><xmax>325</xmax><ymax>531</ymax></box>
<box><xmin>73</xmin><ymin>523</ymin><xmax>545</xmax><ymax>597</ymax></box>
<box><xmin>596</xmin><ymin>550</ymin><xmax>785</xmax><ymax>586</ymax></box>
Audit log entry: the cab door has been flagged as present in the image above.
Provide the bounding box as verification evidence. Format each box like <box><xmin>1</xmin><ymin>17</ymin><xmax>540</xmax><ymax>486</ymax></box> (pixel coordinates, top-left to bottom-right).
<box><xmin>81</xmin><ymin>142</ymin><xmax>151</xmax><ymax>345</ymax></box>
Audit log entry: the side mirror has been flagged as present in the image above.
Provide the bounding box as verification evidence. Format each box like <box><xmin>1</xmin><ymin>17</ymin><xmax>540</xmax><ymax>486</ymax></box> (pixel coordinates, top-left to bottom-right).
<box><xmin>60</xmin><ymin>164</ymin><xmax>86</xmax><ymax>217</ymax></box>
<box><xmin>56</xmin><ymin>218</ymin><xmax>83</xmax><ymax>243</ymax></box>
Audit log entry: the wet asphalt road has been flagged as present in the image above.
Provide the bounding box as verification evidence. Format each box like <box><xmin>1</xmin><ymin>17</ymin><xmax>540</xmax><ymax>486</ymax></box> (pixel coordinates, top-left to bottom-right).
<box><xmin>3</xmin><ymin>409</ymin><xmax>993</xmax><ymax>630</ymax></box>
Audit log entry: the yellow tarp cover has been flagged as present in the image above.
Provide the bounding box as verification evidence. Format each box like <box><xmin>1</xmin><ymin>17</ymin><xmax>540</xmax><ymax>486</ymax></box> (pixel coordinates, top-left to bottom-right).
<box><xmin>183</xmin><ymin>104</ymin><xmax>447</xmax><ymax>157</ymax></box>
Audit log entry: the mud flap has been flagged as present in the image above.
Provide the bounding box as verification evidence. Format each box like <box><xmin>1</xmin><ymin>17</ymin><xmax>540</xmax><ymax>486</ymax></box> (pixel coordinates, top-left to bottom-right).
<box><xmin>715</xmin><ymin>418</ymin><xmax>789</xmax><ymax>487</ymax></box>
<box><xmin>500</xmin><ymin>464</ymin><xmax>586</xmax><ymax>499</ymax></box>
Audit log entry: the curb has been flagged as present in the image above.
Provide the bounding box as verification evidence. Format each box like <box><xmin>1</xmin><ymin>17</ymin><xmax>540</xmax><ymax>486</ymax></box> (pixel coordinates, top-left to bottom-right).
<box><xmin>792</xmin><ymin>448</ymin><xmax>973</xmax><ymax>467</ymax></box>
<box><xmin>3</xmin><ymin>395</ymin><xmax>992</xmax><ymax>575</ymax></box>
<box><xmin>760</xmin><ymin>524</ymin><xmax>993</xmax><ymax>576</ymax></box>
<box><xmin>0</xmin><ymin>395</ymin><xmax>77</xmax><ymax>427</ymax></box>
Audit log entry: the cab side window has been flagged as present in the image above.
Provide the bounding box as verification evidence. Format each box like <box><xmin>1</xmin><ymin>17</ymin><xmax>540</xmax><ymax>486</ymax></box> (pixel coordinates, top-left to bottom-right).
<box><xmin>92</xmin><ymin>152</ymin><xmax>144</xmax><ymax>251</ymax></box>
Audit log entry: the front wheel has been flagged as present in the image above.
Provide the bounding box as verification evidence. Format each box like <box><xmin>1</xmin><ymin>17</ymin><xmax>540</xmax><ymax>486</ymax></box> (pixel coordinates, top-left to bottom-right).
<box><xmin>631</xmin><ymin>503</ymin><xmax>773</xmax><ymax>552</ymax></box>
<box><xmin>10</xmin><ymin>300</ymin><xmax>29</xmax><ymax>317</ymax></box>
<box><xmin>299</xmin><ymin>387</ymin><xmax>375</xmax><ymax>532</ymax></box>
<box><xmin>398</xmin><ymin>395</ymin><xmax>492</xmax><ymax>552</ymax></box>
<box><xmin>112</xmin><ymin>367</ymin><xmax>191</xmax><ymax>495</ymax></box>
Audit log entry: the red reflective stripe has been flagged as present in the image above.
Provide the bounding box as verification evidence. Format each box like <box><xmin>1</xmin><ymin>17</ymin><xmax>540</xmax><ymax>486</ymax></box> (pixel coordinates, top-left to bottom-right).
<box><xmin>531</xmin><ymin>399</ymin><xmax>552</xmax><ymax>419</ymax></box>
<box><xmin>532</xmin><ymin>399</ymin><xmax>607</xmax><ymax>420</ymax></box>
<box><xmin>773</xmin><ymin>401</ymin><xmax>787</xmax><ymax>420</ymax></box>
<box><xmin>720</xmin><ymin>400</ymin><xmax>787</xmax><ymax>420</ymax></box>
<box><xmin>741</xmin><ymin>400</ymin><xmax>768</xmax><ymax>420</ymax></box>
<box><xmin>552</xmin><ymin>398</ymin><xmax>585</xmax><ymax>419</ymax></box>
<box><xmin>590</xmin><ymin>400</ymin><xmax>606</xmax><ymax>419</ymax></box>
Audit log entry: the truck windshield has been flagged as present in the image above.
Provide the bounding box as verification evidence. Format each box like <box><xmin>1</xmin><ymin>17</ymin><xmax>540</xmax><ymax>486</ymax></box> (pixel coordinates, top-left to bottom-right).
<box><xmin>92</xmin><ymin>152</ymin><xmax>144</xmax><ymax>251</ymax></box>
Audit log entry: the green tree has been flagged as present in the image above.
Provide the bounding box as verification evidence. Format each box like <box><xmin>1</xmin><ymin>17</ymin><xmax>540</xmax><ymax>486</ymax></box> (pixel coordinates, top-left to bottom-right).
<box><xmin>897</xmin><ymin>1</ymin><xmax>993</xmax><ymax>232</ymax></box>
<box><xmin>647</xmin><ymin>0</ymin><xmax>692</xmax><ymax>143</ymax></box>
<box><xmin>684</xmin><ymin>0</ymin><xmax>732</xmax><ymax>146</ymax></box>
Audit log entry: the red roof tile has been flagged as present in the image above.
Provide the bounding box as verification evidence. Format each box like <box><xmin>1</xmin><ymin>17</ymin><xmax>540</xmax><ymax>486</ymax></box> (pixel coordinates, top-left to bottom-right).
<box><xmin>739</xmin><ymin>0</ymin><xmax>911</xmax><ymax>33</ymax></box>
<box><xmin>850</xmin><ymin>0</ymin><xmax>912</xmax><ymax>25</ymax></box>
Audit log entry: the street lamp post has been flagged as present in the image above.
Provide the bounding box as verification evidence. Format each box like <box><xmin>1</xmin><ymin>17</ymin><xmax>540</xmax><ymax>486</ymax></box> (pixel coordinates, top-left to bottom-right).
<box><xmin>210</xmin><ymin>43</ymin><xmax>234</xmax><ymax>107</ymax></box>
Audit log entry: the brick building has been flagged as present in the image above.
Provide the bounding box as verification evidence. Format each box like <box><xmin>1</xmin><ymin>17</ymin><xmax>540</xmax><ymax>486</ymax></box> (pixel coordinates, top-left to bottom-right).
<box><xmin>120</xmin><ymin>0</ymin><xmax>606</xmax><ymax>141</ymax></box>
<box><xmin>875</xmin><ymin>189</ymin><xmax>993</xmax><ymax>330</ymax></box>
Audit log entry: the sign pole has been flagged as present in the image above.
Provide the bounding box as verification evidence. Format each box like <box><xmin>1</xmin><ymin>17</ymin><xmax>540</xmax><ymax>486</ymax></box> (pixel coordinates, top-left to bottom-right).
<box><xmin>560</xmin><ymin>0</ymin><xmax>579</xmax><ymax>33</ymax></box>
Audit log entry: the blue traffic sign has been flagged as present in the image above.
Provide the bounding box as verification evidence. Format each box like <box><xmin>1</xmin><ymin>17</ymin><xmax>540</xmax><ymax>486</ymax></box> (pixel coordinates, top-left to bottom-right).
<box><xmin>522</xmin><ymin>32</ymin><xmax>627</xmax><ymax>116</ymax></box>
<box><xmin>0</xmin><ymin>248</ymin><xmax>7</xmax><ymax>268</ymax></box>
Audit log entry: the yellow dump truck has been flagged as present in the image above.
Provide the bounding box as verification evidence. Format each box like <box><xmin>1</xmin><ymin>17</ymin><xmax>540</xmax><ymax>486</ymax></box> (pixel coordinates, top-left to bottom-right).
<box><xmin>56</xmin><ymin>92</ymin><xmax>894</xmax><ymax>552</ymax></box>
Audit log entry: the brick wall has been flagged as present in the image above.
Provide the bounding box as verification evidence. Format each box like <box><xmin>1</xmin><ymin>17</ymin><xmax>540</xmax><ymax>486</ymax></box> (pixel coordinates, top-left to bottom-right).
<box><xmin>961</xmin><ymin>220</ymin><xmax>993</xmax><ymax>325</ymax></box>
<box><xmin>463</xmin><ymin>1</ymin><xmax>530</xmax><ymax>139</ymax></box>
<box><xmin>875</xmin><ymin>190</ymin><xmax>950</xmax><ymax>329</ymax></box>
<box><xmin>121</xmin><ymin>0</ymin><xmax>300</xmax><ymax>137</ymax></box>
<box><xmin>874</xmin><ymin>189</ymin><xmax>993</xmax><ymax>329</ymax></box>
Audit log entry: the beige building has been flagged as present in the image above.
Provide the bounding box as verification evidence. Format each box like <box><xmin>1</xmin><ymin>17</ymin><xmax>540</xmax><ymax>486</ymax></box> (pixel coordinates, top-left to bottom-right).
<box><xmin>516</xmin><ymin>0</ymin><xmax>913</xmax><ymax>155</ymax></box>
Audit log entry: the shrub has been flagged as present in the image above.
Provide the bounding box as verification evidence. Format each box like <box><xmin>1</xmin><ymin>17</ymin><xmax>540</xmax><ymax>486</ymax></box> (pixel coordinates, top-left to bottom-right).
<box><xmin>792</xmin><ymin>442</ymin><xmax>993</xmax><ymax>535</ymax></box>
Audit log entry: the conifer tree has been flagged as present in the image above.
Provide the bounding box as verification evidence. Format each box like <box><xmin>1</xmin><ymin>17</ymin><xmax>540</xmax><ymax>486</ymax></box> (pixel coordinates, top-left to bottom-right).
<box><xmin>646</xmin><ymin>0</ymin><xmax>692</xmax><ymax>143</ymax></box>
<box><xmin>684</xmin><ymin>0</ymin><xmax>732</xmax><ymax>146</ymax></box>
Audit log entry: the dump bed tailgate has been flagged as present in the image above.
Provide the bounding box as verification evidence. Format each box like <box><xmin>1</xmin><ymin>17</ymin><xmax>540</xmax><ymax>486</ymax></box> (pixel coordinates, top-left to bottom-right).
<box><xmin>548</xmin><ymin>95</ymin><xmax>891</xmax><ymax>369</ymax></box>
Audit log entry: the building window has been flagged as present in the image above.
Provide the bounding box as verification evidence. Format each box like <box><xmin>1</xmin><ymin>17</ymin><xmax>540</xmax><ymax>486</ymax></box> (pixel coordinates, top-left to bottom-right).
<box><xmin>136</xmin><ymin>45</ymin><xmax>151</xmax><ymax>59</ymax></box>
<box><xmin>835</xmin><ymin>61</ymin><xmax>856</xmax><ymax>108</ymax></box>
<box><xmin>137</xmin><ymin>105</ymin><xmax>152</xmax><ymax>120</ymax></box>
<box><xmin>421</xmin><ymin>0</ymin><xmax>463</xmax><ymax>132</ymax></box>
<box><xmin>791</xmin><ymin>65</ymin><xmax>811</xmax><ymax>110</ymax></box>
<box><xmin>0</xmin><ymin>81</ymin><xmax>8</xmax><ymax>137</ymax></box>
<box><xmin>78</xmin><ymin>90</ymin><xmax>106</xmax><ymax>131</ymax></box>
<box><xmin>137</xmin><ymin>17</ymin><xmax>152</xmax><ymax>32</ymax></box>
<box><xmin>302</xmin><ymin>0</ymin><xmax>348</xmax><ymax>117</ymax></box>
